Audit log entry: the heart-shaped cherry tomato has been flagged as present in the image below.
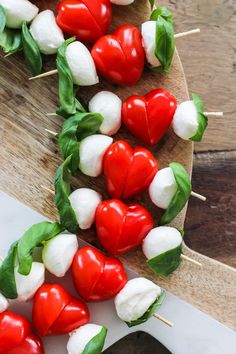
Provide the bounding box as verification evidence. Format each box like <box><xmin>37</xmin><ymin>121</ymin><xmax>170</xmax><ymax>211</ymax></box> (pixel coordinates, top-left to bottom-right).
<box><xmin>56</xmin><ymin>0</ymin><xmax>112</xmax><ymax>43</ymax></box>
<box><xmin>32</xmin><ymin>283</ymin><xmax>89</xmax><ymax>337</ymax></box>
<box><xmin>72</xmin><ymin>246</ymin><xmax>127</xmax><ymax>301</ymax></box>
<box><xmin>92</xmin><ymin>24</ymin><xmax>145</xmax><ymax>86</ymax></box>
<box><xmin>103</xmin><ymin>140</ymin><xmax>158</xmax><ymax>199</ymax></box>
<box><xmin>0</xmin><ymin>312</ymin><xmax>44</xmax><ymax>354</ymax></box>
<box><xmin>122</xmin><ymin>88</ymin><xmax>177</xmax><ymax>146</ymax></box>
<box><xmin>96</xmin><ymin>199</ymin><xmax>154</xmax><ymax>255</ymax></box>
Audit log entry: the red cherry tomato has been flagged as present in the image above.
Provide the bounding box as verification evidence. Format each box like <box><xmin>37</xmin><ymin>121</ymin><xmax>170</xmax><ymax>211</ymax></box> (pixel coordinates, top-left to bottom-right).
<box><xmin>0</xmin><ymin>312</ymin><xmax>44</xmax><ymax>354</ymax></box>
<box><xmin>96</xmin><ymin>199</ymin><xmax>154</xmax><ymax>255</ymax></box>
<box><xmin>56</xmin><ymin>0</ymin><xmax>112</xmax><ymax>44</ymax></box>
<box><xmin>72</xmin><ymin>246</ymin><xmax>127</xmax><ymax>301</ymax></box>
<box><xmin>103</xmin><ymin>140</ymin><xmax>158</xmax><ymax>199</ymax></box>
<box><xmin>92</xmin><ymin>24</ymin><xmax>145</xmax><ymax>86</ymax></box>
<box><xmin>122</xmin><ymin>88</ymin><xmax>177</xmax><ymax>146</ymax></box>
<box><xmin>32</xmin><ymin>283</ymin><xmax>89</xmax><ymax>337</ymax></box>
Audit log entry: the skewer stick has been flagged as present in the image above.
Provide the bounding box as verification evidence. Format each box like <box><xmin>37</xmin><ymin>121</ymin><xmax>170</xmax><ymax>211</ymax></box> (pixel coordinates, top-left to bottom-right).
<box><xmin>180</xmin><ymin>254</ymin><xmax>202</xmax><ymax>267</ymax></box>
<box><xmin>204</xmin><ymin>112</ymin><xmax>224</xmax><ymax>117</ymax></box>
<box><xmin>46</xmin><ymin>113</ymin><xmax>58</xmax><ymax>117</ymax></box>
<box><xmin>28</xmin><ymin>29</ymin><xmax>200</xmax><ymax>80</ymax></box>
<box><xmin>191</xmin><ymin>191</ymin><xmax>206</xmax><ymax>201</ymax></box>
<box><xmin>174</xmin><ymin>28</ymin><xmax>200</xmax><ymax>39</ymax></box>
<box><xmin>45</xmin><ymin>128</ymin><xmax>58</xmax><ymax>137</ymax></box>
<box><xmin>29</xmin><ymin>69</ymin><xmax>58</xmax><ymax>81</ymax></box>
<box><xmin>41</xmin><ymin>185</ymin><xmax>54</xmax><ymax>196</ymax></box>
<box><xmin>153</xmin><ymin>313</ymin><xmax>174</xmax><ymax>327</ymax></box>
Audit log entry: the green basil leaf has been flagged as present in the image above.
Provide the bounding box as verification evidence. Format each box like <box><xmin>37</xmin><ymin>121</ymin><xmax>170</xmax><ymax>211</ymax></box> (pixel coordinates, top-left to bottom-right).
<box><xmin>0</xmin><ymin>5</ymin><xmax>6</xmax><ymax>34</ymax></box>
<box><xmin>0</xmin><ymin>28</ymin><xmax>22</xmax><ymax>54</ymax></box>
<box><xmin>57</xmin><ymin>37</ymin><xmax>81</xmax><ymax>117</ymax></box>
<box><xmin>17</xmin><ymin>222</ymin><xmax>63</xmax><ymax>275</ymax></box>
<box><xmin>59</xmin><ymin>112</ymin><xmax>103</xmax><ymax>175</ymax></box>
<box><xmin>147</xmin><ymin>245</ymin><xmax>182</xmax><ymax>277</ymax></box>
<box><xmin>82</xmin><ymin>326</ymin><xmax>107</xmax><ymax>354</ymax></box>
<box><xmin>154</xmin><ymin>16</ymin><xmax>175</xmax><ymax>72</ymax></box>
<box><xmin>22</xmin><ymin>21</ymin><xmax>42</xmax><ymax>76</ymax></box>
<box><xmin>190</xmin><ymin>93</ymin><xmax>208</xmax><ymax>142</ymax></box>
<box><xmin>126</xmin><ymin>291</ymin><xmax>166</xmax><ymax>327</ymax></box>
<box><xmin>0</xmin><ymin>242</ymin><xmax>18</xmax><ymax>298</ymax></box>
<box><xmin>160</xmin><ymin>162</ymin><xmax>192</xmax><ymax>225</ymax></box>
<box><xmin>150</xmin><ymin>6</ymin><xmax>173</xmax><ymax>24</ymax></box>
<box><xmin>149</xmin><ymin>0</ymin><xmax>156</xmax><ymax>10</ymax></box>
<box><xmin>54</xmin><ymin>155</ymin><xmax>78</xmax><ymax>233</ymax></box>
<box><xmin>191</xmin><ymin>92</ymin><xmax>205</xmax><ymax>112</ymax></box>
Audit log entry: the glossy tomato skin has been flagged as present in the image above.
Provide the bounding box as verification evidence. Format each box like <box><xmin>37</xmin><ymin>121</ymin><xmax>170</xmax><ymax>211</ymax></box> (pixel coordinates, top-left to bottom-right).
<box><xmin>56</xmin><ymin>0</ymin><xmax>112</xmax><ymax>43</ymax></box>
<box><xmin>0</xmin><ymin>312</ymin><xmax>31</xmax><ymax>353</ymax></box>
<box><xmin>103</xmin><ymin>140</ymin><xmax>158</xmax><ymax>199</ymax></box>
<box><xmin>6</xmin><ymin>333</ymin><xmax>44</xmax><ymax>354</ymax></box>
<box><xmin>0</xmin><ymin>312</ymin><xmax>44</xmax><ymax>354</ymax></box>
<box><xmin>92</xmin><ymin>25</ymin><xmax>145</xmax><ymax>86</ymax></box>
<box><xmin>48</xmin><ymin>297</ymin><xmax>89</xmax><ymax>335</ymax></box>
<box><xmin>72</xmin><ymin>246</ymin><xmax>127</xmax><ymax>301</ymax></box>
<box><xmin>122</xmin><ymin>88</ymin><xmax>177</xmax><ymax>146</ymax></box>
<box><xmin>96</xmin><ymin>200</ymin><xmax>154</xmax><ymax>255</ymax></box>
<box><xmin>33</xmin><ymin>283</ymin><xmax>89</xmax><ymax>337</ymax></box>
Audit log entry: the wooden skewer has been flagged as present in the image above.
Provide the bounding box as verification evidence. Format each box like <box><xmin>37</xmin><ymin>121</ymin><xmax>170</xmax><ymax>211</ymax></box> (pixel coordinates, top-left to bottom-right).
<box><xmin>45</xmin><ymin>128</ymin><xmax>58</xmax><ymax>137</ymax></box>
<box><xmin>191</xmin><ymin>191</ymin><xmax>206</xmax><ymax>201</ymax></box>
<box><xmin>180</xmin><ymin>254</ymin><xmax>202</xmax><ymax>267</ymax></box>
<box><xmin>174</xmin><ymin>28</ymin><xmax>200</xmax><ymax>39</ymax></box>
<box><xmin>153</xmin><ymin>313</ymin><xmax>174</xmax><ymax>327</ymax></box>
<box><xmin>28</xmin><ymin>29</ymin><xmax>200</xmax><ymax>80</ymax></box>
<box><xmin>46</xmin><ymin>113</ymin><xmax>58</xmax><ymax>117</ymax></box>
<box><xmin>204</xmin><ymin>112</ymin><xmax>224</xmax><ymax>117</ymax></box>
<box><xmin>41</xmin><ymin>185</ymin><xmax>55</xmax><ymax>196</ymax></box>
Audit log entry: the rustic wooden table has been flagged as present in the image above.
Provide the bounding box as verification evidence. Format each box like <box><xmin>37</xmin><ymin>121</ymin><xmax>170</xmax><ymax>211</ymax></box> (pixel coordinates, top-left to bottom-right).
<box><xmin>169</xmin><ymin>0</ymin><xmax>236</xmax><ymax>268</ymax></box>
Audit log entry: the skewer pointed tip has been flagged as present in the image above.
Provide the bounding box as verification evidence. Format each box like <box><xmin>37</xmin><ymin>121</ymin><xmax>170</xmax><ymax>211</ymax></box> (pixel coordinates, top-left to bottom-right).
<box><xmin>181</xmin><ymin>254</ymin><xmax>202</xmax><ymax>267</ymax></box>
<box><xmin>153</xmin><ymin>313</ymin><xmax>174</xmax><ymax>327</ymax></box>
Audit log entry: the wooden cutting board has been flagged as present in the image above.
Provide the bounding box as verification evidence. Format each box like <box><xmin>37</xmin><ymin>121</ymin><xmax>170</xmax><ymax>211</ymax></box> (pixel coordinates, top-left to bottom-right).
<box><xmin>0</xmin><ymin>0</ymin><xmax>235</xmax><ymax>329</ymax></box>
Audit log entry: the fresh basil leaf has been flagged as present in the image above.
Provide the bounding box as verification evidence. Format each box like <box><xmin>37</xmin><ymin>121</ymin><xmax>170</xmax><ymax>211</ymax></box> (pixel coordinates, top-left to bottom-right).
<box><xmin>57</xmin><ymin>37</ymin><xmax>81</xmax><ymax>117</ymax></box>
<box><xmin>0</xmin><ymin>5</ymin><xmax>6</xmax><ymax>34</ymax></box>
<box><xmin>147</xmin><ymin>245</ymin><xmax>182</xmax><ymax>277</ymax></box>
<box><xmin>57</xmin><ymin>98</ymin><xmax>87</xmax><ymax>119</ymax></box>
<box><xmin>191</xmin><ymin>92</ymin><xmax>205</xmax><ymax>112</ymax></box>
<box><xmin>22</xmin><ymin>21</ymin><xmax>42</xmax><ymax>76</ymax></box>
<box><xmin>150</xmin><ymin>6</ymin><xmax>173</xmax><ymax>24</ymax></box>
<box><xmin>154</xmin><ymin>15</ymin><xmax>175</xmax><ymax>72</ymax></box>
<box><xmin>59</xmin><ymin>112</ymin><xmax>103</xmax><ymax>175</ymax></box>
<box><xmin>0</xmin><ymin>242</ymin><xmax>18</xmax><ymax>298</ymax></box>
<box><xmin>0</xmin><ymin>28</ymin><xmax>22</xmax><ymax>54</ymax></box>
<box><xmin>54</xmin><ymin>155</ymin><xmax>78</xmax><ymax>233</ymax></box>
<box><xmin>126</xmin><ymin>291</ymin><xmax>166</xmax><ymax>327</ymax></box>
<box><xmin>160</xmin><ymin>162</ymin><xmax>192</xmax><ymax>225</ymax></box>
<box><xmin>17</xmin><ymin>222</ymin><xmax>63</xmax><ymax>275</ymax></box>
<box><xmin>190</xmin><ymin>93</ymin><xmax>208</xmax><ymax>142</ymax></box>
<box><xmin>149</xmin><ymin>0</ymin><xmax>156</xmax><ymax>9</ymax></box>
<box><xmin>82</xmin><ymin>326</ymin><xmax>107</xmax><ymax>354</ymax></box>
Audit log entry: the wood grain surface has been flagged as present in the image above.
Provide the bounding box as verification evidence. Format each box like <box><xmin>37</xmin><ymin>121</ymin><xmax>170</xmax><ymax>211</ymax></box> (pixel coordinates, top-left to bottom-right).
<box><xmin>0</xmin><ymin>0</ymin><xmax>235</xmax><ymax>330</ymax></box>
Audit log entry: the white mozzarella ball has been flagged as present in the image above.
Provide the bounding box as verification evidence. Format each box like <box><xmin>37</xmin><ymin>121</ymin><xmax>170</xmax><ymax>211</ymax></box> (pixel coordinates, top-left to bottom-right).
<box><xmin>0</xmin><ymin>293</ymin><xmax>9</xmax><ymax>313</ymax></box>
<box><xmin>115</xmin><ymin>277</ymin><xmax>161</xmax><ymax>322</ymax></box>
<box><xmin>141</xmin><ymin>21</ymin><xmax>161</xmax><ymax>68</ymax></box>
<box><xmin>111</xmin><ymin>0</ymin><xmax>135</xmax><ymax>5</ymax></box>
<box><xmin>149</xmin><ymin>167</ymin><xmax>177</xmax><ymax>209</ymax></box>
<box><xmin>79</xmin><ymin>135</ymin><xmax>113</xmax><ymax>177</ymax></box>
<box><xmin>89</xmin><ymin>91</ymin><xmax>122</xmax><ymax>136</ymax></box>
<box><xmin>143</xmin><ymin>226</ymin><xmax>182</xmax><ymax>260</ymax></box>
<box><xmin>30</xmin><ymin>10</ymin><xmax>64</xmax><ymax>55</ymax></box>
<box><xmin>42</xmin><ymin>233</ymin><xmax>78</xmax><ymax>277</ymax></box>
<box><xmin>172</xmin><ymin>101</ymin><xmax>199</xmax><ymax>140</ymax></box>
<box><xmin>0</xmin><ymin>0</ymin><xmax>38</xmax><ymax>29</ymax></box>
<box><xmin>15</xmin><ymin>262</ymin><xmax>45</xmax><ymax>302</ymax></box>
<box><xmin>65</xmin><ymin>41</ymin><xmax>99</xmax><ymax>86</ymax></box>
<box><xmin>69</xmin><ymin>188</ymin><xmax>102</xmax><ymax>229</ymax></box>
<box><xmin>67</xmin><ymin>324</ymin><xmax>104</xmax><ymax>354</ymax></box>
